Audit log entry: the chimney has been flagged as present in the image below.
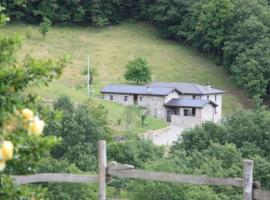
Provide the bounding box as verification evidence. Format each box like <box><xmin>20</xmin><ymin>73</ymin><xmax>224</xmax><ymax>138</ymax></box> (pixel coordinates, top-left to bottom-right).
<box><xmin>206</xmin><ymin>82</ymin><xmax>211</xmax><ymax>91</ymax></box>
<box><xmin>147</xmin><ymin>86</ymin><xmax>151</xmax><ymax>93</ymax></box>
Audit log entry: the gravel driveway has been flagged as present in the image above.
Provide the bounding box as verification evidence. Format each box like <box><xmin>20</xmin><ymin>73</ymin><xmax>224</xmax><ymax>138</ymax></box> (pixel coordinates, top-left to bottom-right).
<box><xmin>147</xmin><ymin>125</ymin><xmax>185</xmax><ymax>146</ymax></box>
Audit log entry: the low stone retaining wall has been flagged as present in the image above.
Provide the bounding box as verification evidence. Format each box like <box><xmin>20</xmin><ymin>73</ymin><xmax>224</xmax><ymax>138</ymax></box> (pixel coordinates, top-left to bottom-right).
<box><xmin>140</xmin><ymin>126</ymin><xmax>170</xmax><ymax>138</ymax></box>
<box><xmin>171</xmin><ymin>115</ymin><xmax>201</xmax><ymax>128</ymax></box>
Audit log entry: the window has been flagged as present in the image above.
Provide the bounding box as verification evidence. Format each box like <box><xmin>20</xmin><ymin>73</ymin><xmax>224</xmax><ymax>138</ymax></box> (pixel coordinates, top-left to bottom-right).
<box><xmin>198</xmin><ymin>96</ymin><xmax>201</xmax><ymax>99</ymax></box>
<box><xmin>192</xmin><ymin>95</ymin><xmax>196</xmax><ymax>99</ymax></box>
<box><xmin>110</xmin><ymin>95</ymin><xmax>113</xmax><ymax>100</ymax></box>
<box><xmin>192</xmin><ymin>108</ymin><xmax>196</xmax><ymax>116</ymax></box>
<box><xmin>184</xmin><ymin>108</ymin><xmax>196</xmax><ymax>116</ymax></box>
<box><xmin>207</xmin><ymin>96</ymin><xmax>209</xmax><ymax>100</ymax></box>
<box><xmin>139</xmin><ymin>97</ymin><xmax>143</xmax><ymax>101</ymax></box>
<box><xmin>124</xmin><ymin>96</ymin><xmax>128</xmax><ymax>101</ymax></box>
<box><xmin>215</xmin><ymin>95</ymin><xmax>217</xmax><ymax>101</ymax></box>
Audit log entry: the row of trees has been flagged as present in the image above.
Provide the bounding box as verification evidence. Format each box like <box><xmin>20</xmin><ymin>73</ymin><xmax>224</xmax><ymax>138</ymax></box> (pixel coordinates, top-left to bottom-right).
<box><xmin>1</xmin><ymin>0</ymin><xmax>152</xmax><ymax>26</ymax></box>
<box><xmin>149</xmin><ymin>0</ymin><xmax>270</xmax><ymax>100</ymax></box>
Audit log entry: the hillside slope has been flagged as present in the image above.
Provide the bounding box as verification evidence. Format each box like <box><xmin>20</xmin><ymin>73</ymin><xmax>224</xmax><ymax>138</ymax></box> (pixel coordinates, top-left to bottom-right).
<box><xmin>3</xmin><ymin>22</ymin><xmax>249</xmax><ymax>115</ymax></box>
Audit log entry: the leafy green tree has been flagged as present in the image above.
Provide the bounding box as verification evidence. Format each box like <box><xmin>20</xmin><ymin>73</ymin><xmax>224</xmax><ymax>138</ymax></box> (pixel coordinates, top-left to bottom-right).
<box><xmin>223</xmin><ymin>15</ymin><xmax>269</xmax><ymax>68</ymax></box>
<box><xmin>124</xmin><ymin>57</ymin><xmax>152</xmax><ymax>84</ymax></box>
<box><xmin>190</xmin><ymin>0</ymin><xmax>233</xmax><ymax>56</ymax></box>
<box><xmin>39</xmin><ymin>17</ymin><xmax>52</xmax><ymax>39</ymax></box>
<box><xmin>0</xmin><ymin>8</ymin><xmax>68</xmax><ymax>198</ymax></box>
<box><xmin>149</xmin><ymin>0</ymin><xmax>190</xmax><ymax>38</ymax></box>
<box><xmin>45</xmin><ymin>96</ymin><xmax>111</xmax><ymax>172</ymax></box>
<box><xmin>231</xmin><ymin>38</ymin><xmax>270</xmax><ymax>97</ymax></box>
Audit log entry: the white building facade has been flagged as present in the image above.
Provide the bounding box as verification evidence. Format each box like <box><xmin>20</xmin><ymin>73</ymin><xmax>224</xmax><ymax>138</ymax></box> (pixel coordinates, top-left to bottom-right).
<box><xmin>101</xmin><ymin>82</ymin><xmax>224</xmax><ymax>128</ymax></box>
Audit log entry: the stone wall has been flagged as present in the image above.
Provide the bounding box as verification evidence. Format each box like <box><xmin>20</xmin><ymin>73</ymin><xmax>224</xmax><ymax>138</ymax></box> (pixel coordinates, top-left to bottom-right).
<box><xmin>104</xmin><ymin>93</ymin><xmax>134</xmax><ymax>106</ymax></box>
<box><xmin>171</xmin><ymin>110</ymin><xmax>202</xmax><ymax>128</ymax></box>
<box><xmin>103</xmin><ymin>93</ymin><xmax>167</xmax><ymax>120</ymax></box>
<box><xmin>137</xmin><ymin>95</ymin><xmax>167</xmax><ymax>120</ymax></box>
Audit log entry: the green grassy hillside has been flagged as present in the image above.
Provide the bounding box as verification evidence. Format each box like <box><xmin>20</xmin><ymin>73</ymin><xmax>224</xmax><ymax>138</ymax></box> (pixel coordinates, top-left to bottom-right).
<box><xmin>2</xmin><ymin>22</ymin><xmax>249</xmax><ymax>117</ymax></box>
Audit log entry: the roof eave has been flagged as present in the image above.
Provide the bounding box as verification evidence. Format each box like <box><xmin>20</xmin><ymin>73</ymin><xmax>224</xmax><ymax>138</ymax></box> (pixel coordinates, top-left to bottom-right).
<box><xmin>101</xmin><ymin>91</ymin><xmax>167</xmax><ymax>96</ymax></box>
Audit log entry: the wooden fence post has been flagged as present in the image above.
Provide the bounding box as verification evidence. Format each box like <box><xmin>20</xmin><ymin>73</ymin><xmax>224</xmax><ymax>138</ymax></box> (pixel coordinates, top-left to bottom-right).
<box><xmin>98</xmin><ymin>140</ymin><xmax>107</xmax><ymax>200</ymax></box>
<box><xmin>243</xmin><ymin>160</ymin><xmax>253</xmax><ymax>200</ymax></box>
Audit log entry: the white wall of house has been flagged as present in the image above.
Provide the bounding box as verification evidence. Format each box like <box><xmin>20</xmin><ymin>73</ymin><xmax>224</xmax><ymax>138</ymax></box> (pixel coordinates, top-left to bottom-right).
<box><xmin>201</xmin><ymin>104</ymin><xmax>216</xmax><ymax>122</ymax></box>
<box><xmin>179</xmin><ymin>95</ymin><xmax>193</xmax><ymax>99</ymax></box>
<box><xmin>201</xmin><ymin>94</ymin><xmax>222</xmax><ymax>121</ymax></box>
<box><xmin>165</xmin><ymin>91</ymin><xmax>180</xmax><ymax>103</ymax></box>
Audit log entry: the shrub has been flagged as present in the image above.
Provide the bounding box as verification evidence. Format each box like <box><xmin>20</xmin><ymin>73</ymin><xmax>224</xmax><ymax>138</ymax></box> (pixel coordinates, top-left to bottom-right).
<box><xmin>39</xmin><ymin>17</ymin><xmax>52</xmax><ymax>39</ymax></box>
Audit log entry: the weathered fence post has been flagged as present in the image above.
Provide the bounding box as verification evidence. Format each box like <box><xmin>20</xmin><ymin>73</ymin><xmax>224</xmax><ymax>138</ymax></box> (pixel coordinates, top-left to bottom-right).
<box><xmin>98</xmin><ymin>140</ymin><xmax>107</xmax><ymax>200</ymax></box>
<box><xmin>243</xmin><ymin>159</ymin><xmax>253</xmax><ymax>200</ymax></box>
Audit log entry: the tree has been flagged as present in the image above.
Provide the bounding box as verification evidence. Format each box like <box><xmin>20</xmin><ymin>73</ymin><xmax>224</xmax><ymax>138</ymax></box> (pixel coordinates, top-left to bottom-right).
<box><xmin>0</xmin><ymin>8</ymin><xmax>68</xmax><ymax>198</ymax></box>
<box><xmin>124</xmin><ymin>57</ymin><xmax>152</xmax><ymax>84</ymax></box>
<box><xmin>39</xmin><ymin>17</ymin><xmax>52</xmax><ymax>39</ymax></box>
<box><xmin>173</xmin><ymin>108</ymin><xmax>270</xmax><ymax>189</ymax></box>
<box><xmin>149</xmin><ymin>0</ymin><xmax>191</xmax><ymax>38</ymax></box>
<box><xmin>44</xmin><ymin>96</ymin><xmax>111</xmax><ymax>172</ymax></box>
<box><xmin>231</xmin><ymin>38</ymin><xmax>270</xmax><ymax>98</ymax></box>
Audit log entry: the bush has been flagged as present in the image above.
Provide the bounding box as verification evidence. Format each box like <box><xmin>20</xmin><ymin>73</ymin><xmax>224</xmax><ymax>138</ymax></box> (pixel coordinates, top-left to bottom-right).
<box><xmin>39</xmin><ymin>17</ymin><xmax>52</xmax><ymax>39</ymax></box>
<box><xmin>45</xmin><ymin>96</ymin><xmax>111</xmax><ymax>172</ymax></box>
<box><xmin>108</xmin><ymin>139</ymin><xmax>164</xmax><ymax>168</ymax></box>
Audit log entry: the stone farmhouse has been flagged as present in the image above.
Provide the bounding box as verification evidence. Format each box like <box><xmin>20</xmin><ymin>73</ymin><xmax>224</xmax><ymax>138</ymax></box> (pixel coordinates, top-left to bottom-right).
<box><xmin>101</xmin><ymin>82</ymin><xmax>224</xmax><ymax>128</ymax></box>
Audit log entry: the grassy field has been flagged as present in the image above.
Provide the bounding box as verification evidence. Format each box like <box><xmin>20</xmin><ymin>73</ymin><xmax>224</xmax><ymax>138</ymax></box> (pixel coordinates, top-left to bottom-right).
<box><xmin>1</xmin><ymin>22</ymin><xmax>249</xmax><ymax>131</ymax></box>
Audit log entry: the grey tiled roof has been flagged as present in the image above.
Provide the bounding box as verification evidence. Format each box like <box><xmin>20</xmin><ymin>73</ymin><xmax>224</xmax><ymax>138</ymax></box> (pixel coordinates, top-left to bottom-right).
<box><xmin>101</xmin><ymin>84</ymin><xmax>175</xmax><ymax>96</ymax></box>
<box><xmin>150</xmin><ymin>82</ymin><xmax>224</xmax><ymax>95</ymax></box>
<box><xmin>164</xmin><ymin>98</ymin><xmax>218</xmax><ymax>108</ymax></box>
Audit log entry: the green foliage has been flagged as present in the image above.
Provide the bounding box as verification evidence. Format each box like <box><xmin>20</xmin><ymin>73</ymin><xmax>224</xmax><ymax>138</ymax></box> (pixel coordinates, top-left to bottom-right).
<box><xmin>123</xmin><ymin>106</ymin><xmax>141</xmax><ymax>135</ymax></box>
<box><xmin>45</xmin><ymin>96</ymin><xmax>110</xmax><ymax>172</ymax></box>
<box><xmin>108</xmin><ymin>139</ymin><xmax>164</xmax><ymax>168</ymax></box>
<box><xmin>191</xmin><ymin>0</ymin><xmax>233</xmax><ymax>54</ymax></box>
<box><xmin>0</xmin><ymin>5</ymin><xmax>8</xmax><ymax>26</ymax></box>
<box><xmin>0</xmin><ymin>8</ymin><xmax>67</xmax><ymax>198</ymax></box>
<box><xmin>38</xmin><ymin>157</ymin><xmax>98</xmax><ymax>200</ymax></box>
<box><xmin>127</xmin><ymin>143</ymin><xmax>242</xmax><ymax>200</ymax></box>
<box><xmin>173</xmin><ymin>108</ymin><xmax>270</xmax><ymax>189</ymax></box>
<box><xmin>0</xmin><ymin>175</ymin><xmax>47</xmax><ymax>200</ymax></box>
<box><xmin>124</xmin><ymin>57</ymin><xmax>152</xmax><ymax>84</ymax></box>
<box><xmin>231</xmin><ymin>38</ymin><xmax>270</xmax><ymax>97</ymax></box>
<box><xmin>39</xmin><ymin>17</ymin><xmax>52</xmax><ymax>39</ymax></box>
<box><xmin>148</xmin><ymin>0</ymin><xmax>270</xmax><ymax>98</ymax></box>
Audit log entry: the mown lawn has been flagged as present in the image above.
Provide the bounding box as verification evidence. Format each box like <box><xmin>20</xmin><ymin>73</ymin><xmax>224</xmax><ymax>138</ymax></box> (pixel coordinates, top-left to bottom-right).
<box><xmin>1</xmin><ymin>22</ymin><xmax>249</xmax><ymax>132</ymax></box>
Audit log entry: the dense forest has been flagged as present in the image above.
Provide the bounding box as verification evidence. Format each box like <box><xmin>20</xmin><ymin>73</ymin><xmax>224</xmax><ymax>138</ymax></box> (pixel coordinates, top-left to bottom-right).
<box><xmin>2</xmin><ymin>0</ymin><xmax>270</xmax><ymax>100</ymax></box>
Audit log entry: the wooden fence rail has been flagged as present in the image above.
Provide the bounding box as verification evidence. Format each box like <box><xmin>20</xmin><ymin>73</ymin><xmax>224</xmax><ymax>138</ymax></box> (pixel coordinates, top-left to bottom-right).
<box><xmin>12</xmin><ymin>173</ymin><xmax>98</xmax><ymax>185</ymax></box>
<box><xmin>10</xmin><ymin>140</ymin><xmax>270</xmax><ymax>200</ymax></box>
<box><xmin>108</xmin><ymin>162</ymin><xmax>243</xmax><ymax>187</ymax></box>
